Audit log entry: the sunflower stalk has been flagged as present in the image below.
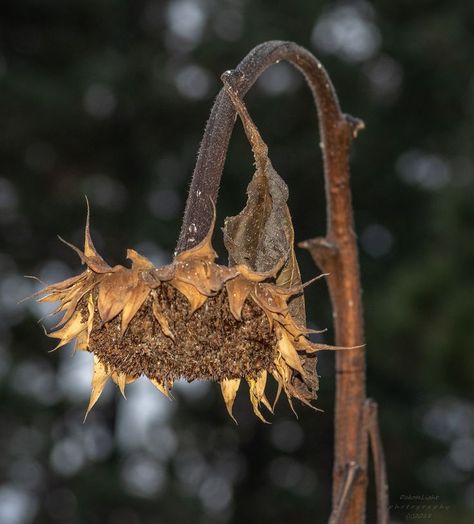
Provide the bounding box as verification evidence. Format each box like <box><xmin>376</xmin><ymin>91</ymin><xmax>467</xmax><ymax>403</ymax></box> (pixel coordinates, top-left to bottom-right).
<box><xmin>176</xmin><ymin>41</ymin><xmax>389</xmax><ymax>524</ymax></box>
<box><xmin>34</xmin><ymin>40</ymin><xmax>389</xmax><ymax>524</ymax></box>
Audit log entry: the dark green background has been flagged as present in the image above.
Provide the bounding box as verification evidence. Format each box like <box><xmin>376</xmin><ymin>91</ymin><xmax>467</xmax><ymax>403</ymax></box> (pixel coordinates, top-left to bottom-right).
<box><xmin>1</xmin><ymin>1</ymin><xmax>473</xmax><ymax>523</ymax></box>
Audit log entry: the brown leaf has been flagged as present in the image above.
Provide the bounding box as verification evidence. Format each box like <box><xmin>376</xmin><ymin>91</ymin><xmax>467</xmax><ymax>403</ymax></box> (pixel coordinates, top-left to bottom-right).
<box><xmin>221</xmin><ymin>80</ymin><xmax>305</xmax><ymax>326</ymax></box>
<box><xmin>291</xmin><ymin>354</ymin><xmax>319</xmax><ymax>403</ymax></box>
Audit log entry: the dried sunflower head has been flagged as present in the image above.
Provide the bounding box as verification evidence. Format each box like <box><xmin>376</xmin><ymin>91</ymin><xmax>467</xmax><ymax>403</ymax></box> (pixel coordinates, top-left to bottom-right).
<box><xmin>35</xmin><ymin>204</ymin><xmax>336</xmax><ymax>422</ymax></box>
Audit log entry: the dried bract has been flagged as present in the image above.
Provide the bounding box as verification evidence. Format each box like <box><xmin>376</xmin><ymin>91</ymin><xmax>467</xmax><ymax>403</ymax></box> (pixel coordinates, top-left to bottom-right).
<box><xmin>35</xmin><ymin>205</ymin><xmax>336</xmax><ymax>421</ymax></box>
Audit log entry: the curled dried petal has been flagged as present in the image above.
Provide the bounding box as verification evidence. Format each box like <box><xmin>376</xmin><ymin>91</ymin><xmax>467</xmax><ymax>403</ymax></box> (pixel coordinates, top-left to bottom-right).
<box><xmin>97</xmin><ymin>270</ymin><xmax>135</xmax><ymax>323</ymax></box>
<box><xmin>152</xmin><ymin>297</ymin><xmax>175</xmax><ymax>340</ymax></box>
<box><xmin>226</xmin><ymin>277</ymin><xmax>253</xmax><ymax>321</ymax></box>
<box><xmin>170</xmin><ymin>279</ymin><xmax>207</xmax><ymax>314</ymax></box>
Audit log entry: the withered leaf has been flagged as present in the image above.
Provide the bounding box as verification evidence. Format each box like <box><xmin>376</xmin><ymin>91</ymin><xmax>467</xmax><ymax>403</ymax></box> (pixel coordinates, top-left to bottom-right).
<box><xmin>291</xmin><ymin>354</ymin><xmax>319</xmax><ymax>402</ymax></box>
<box><xmin>222</xmin><ymin>80</ymin><xmax>305</xmax><ymax>326</ymax></box>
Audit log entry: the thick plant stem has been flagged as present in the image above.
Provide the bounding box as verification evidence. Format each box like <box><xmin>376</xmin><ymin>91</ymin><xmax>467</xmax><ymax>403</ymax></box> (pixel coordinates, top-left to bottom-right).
<box><xmin>176</xmin><ymin>40</ymin><xmax>387</xmax><ymax>523</ymax></box>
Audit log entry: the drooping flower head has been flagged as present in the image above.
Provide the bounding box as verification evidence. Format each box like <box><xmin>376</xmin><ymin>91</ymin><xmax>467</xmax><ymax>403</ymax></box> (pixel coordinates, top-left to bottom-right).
<box><xmin>35</xmin><ymin>202</ymin><xmax>336</xmax><ymax>422</ymax></box>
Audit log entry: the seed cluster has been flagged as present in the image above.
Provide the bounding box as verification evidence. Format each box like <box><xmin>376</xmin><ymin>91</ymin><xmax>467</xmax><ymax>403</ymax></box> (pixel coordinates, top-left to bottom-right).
<box><xmin>85</xmin><ymin>284</ymin><xmax>277</xmax><ymax>386</ymax></box>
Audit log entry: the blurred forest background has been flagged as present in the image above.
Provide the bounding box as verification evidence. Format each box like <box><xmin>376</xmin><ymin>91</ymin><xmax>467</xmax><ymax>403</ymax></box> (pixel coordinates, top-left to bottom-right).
<box><xmin>1</xmin><ymin>1</ymin><xmax>473</xmax><ymax>523</ymax></box>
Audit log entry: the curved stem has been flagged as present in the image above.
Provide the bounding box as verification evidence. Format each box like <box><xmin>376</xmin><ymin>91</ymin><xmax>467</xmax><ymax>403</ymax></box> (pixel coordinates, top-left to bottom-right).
<box><xmin>177</xmin><ymin>40</ymin><xmax>345</xmax><ymax>254</ymax></box>
<box><xmin>176</xmin><ymin>40</ymin><xmax>382</xmax><ymax>524</ymax></box>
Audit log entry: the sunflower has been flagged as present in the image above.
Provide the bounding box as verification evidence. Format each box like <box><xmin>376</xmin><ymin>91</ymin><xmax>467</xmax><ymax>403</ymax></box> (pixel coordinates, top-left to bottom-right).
<box><xmin>35</xmin><ymin>205</ymin><xmax>337</xmax><ymax>422</ymax></box>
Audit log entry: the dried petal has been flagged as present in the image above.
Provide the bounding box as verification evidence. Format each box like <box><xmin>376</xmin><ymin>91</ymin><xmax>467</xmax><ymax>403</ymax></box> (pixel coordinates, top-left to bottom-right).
<box><xmin>86</xmin><ymin>292</ymin><xmax>94</xmax><ymax>344</ymax></box>
<box><xmin>48</xmin><ymin>310</ymin><xmax>87</xmax><ymax>350</ymax></box>
<box><xmin>220</xmin><ymin>378</ymin><xmax>241</xmax><ymax>423</ymax></box>
<box><xmin>297</xmin><ymin>337</ymin><xmax>358</xmax><ymax>353</ymax></box>
<box><xmin>54</xmin><ymin>281</ymin><xmax>96</xmax><ymax>328</ymax></box>
<box><xmin>74</xmin><ymin>331</ymin><xmax>88</xmax><ymax>352</ymax></box>
<box><xmin>272</xmin><ymin>380</ymin><xmax>283</xmax><ymax>412</ymax></box>
<box><xmin>174</xmin><ymin>260</ymin><xmax>238</xmax><ymax>296</ymax></box>
<box><xmin>272</xmin><ymin>358</ymin><xmax>298</xmax><ymax>417</ymax></box>
<box><xmin>176</xmin><ymin>201</ymin><xmax>217</xmax><ymax>262</ymax></box>
<box><xmin>170</xmin><ymin>279</ymin><xmax>207</xmax><ymax>314</ymax></box>
<box><xmin>121</xmin><ymin>281</ymin><xmax>150</xmax><ymax>334</ymax></box>
<box><xmin>234</xmin><ymin>257</ymin><xmax>285</xmax><ymax>282</ymax></box>
<box><xmin>97</xmin><ymin>269</ymin><xmax>135</xmax><ymax>323</ymax></box>
<box><xmin>127</xmin><ymin>249</ymin><xmax>154</xmax><ymax>269</ymax></box>
<box><xmin>248</xmin><ymin>372</ymin><xmax>271</xmax><ymax>424</ymax></box>
<box><xmin>274</xmin><ymin>313</ymin><xmax>324</xmax><ymax>340</ymax></box>
<box><xmin>112</xmin><ymin>372</ymin><xmax>128</xmax><ymax>398</ymax></box>
<box><xmin>225</xmin><ymin>277</ymin><xmax>252</xmax><ymax>321</ymax></box>
<box><xmin>152</xmin><ymin>298</ymin><xmax>175</xmax><ymax>340</ymax></box>
<box><xmin>251</xmin><ymin>283</ymin><xmax>288</xmax><ymax>314</ymax></box>
<box><xmin>150</xmin><ymin>378</ymin><xmax>171</xmax><ymax>399</ymax></box>
<box><xmin>85</xmin><ymin>356</ymin><xmax>111</xmax><ymax>419</ymax></box>
<box><xmin>36</xmin><ymin>273</ymin><xmax>86</xmax><ymax>296</ymax></box>
<box><xmin>253</xmin><ymin>370</ymin><xmax>273</xmax><ymax>413</ymax></box>
<box><xmin>276</xmin><ymin>328</ymin><xmax>305</xmax><ymax>376</ymax></box>
<box><xmin>83</xmin><ymin>198</ymin><xmax>114</xmax><ymax>273</ymax></box>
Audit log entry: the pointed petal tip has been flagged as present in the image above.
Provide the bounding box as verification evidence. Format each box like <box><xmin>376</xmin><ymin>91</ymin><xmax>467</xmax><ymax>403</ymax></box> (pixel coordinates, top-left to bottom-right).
<box><xmin>113</xmin><ymin>373</ymin><xmax>128</xmax><ymax>399</ymax></box>
<box><xmin>57</xmin><ymin>235</ymin><xmax>87</xmax><ymax>264</ymax></box>
<box><xmin>247</xmin><ymin>373</ymin><xmax>272</xmax><ymax>423</ymax></box>
<box><xmin>221</xmin><ymin>378</ymin><xmax>241</xmax><ymax>423</ymax></box>
<box><xmin>151</xmin><ymin>378</ymin><xmax>172</xmax><ymax>399</ymax></box>
<box><xmin>84</xmin><ymin>195</ymin><xmax>93</xmax><ymax>257</ymax></box>
<box><xmin>85</xmin><ymin>357</ymin><xmax>111</xmax><ymax>418</ymax></box>
<box><xmin>126</xmin><ymin>249</ymin><xmax>154</xmax><ymax>269</ymax></box>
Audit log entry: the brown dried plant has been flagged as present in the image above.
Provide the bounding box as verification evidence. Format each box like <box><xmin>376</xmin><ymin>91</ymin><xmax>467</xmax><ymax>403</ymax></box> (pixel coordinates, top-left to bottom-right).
<box><xmin>34</xmin><ymin>41</ymin><xmax>389</xmax><ymax>524</ymax></box>
<box><xmin>35</xmin><ymin>87</ymin><xmax>344</xmax><ymax>422</ymax></box>
<box><xmin>36</xmin><ymin>202</ymin><xmax>338</xmax><ymax>422</ymax></box>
